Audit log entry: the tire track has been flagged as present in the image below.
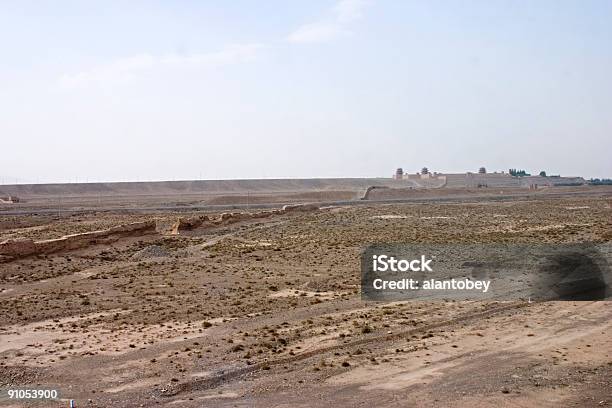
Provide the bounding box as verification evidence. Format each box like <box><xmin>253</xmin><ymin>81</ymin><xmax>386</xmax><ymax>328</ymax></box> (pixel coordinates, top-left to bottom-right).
<box><xmin>162</xmin><ymin>300</ymin><xmax>531</xmax><ymax>397</ymax></box>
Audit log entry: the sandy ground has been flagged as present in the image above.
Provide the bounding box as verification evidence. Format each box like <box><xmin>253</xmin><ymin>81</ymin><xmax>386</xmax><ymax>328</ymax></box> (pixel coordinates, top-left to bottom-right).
<box><xmin>0</xmin><ymin>187</ymin><xmax>611</xmax><ymax>407</ymax></box>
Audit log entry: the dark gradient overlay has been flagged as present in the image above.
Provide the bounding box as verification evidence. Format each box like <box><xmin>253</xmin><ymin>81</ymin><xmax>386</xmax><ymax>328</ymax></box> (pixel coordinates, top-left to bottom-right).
<box><xmin>361</xmin><ymin>243</ymin><xmax>611</xmax><ymax>301</ymax></box>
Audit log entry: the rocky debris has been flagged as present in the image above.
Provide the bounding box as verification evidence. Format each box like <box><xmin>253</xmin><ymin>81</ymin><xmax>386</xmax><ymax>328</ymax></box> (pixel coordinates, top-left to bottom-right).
<box><xmin>305</xmin><ymin>278</ymin><xmax>339</xmax><ymax>292</ymax></box>
<box><xmin>0</xmin><ymin>366</ymin><xmax>42</xmax><ymax>386</ymax></box>
<box><xmin>131</xmin><ymin>245</ymin><xmax>171</xmax><ymax>260</ymax></box>
<box><xmin>0</xmin><ymin>221</ymin><xmax>157</xmax><ymax>260</ymax></box>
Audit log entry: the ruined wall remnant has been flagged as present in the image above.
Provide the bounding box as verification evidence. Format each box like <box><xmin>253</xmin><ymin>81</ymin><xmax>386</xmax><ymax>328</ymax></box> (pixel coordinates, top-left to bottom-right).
<box><xmin>360</xmin><ymin>186</ymin><xmax>390</xmax><ymax>200</ymax></box>
<box><xmin>171</xmin><ymin>204</ymin><xmax>321</xmax><ymax>234</ymax></box>
<box><xmin>0</xmin><ymin>221</ymin><xmax>157</xmax><ymax>260</ymax></box>
<box><xmin>281</xmin><ymin>203</ymin><xmax>320</xmax><ymax>212</ymax></box>
<box><xmin>0</xmin><ymin>237</ymin><xmax>37</xmax><ymax>258</ymax></box>
<box><xmin>214</xmin><ymin>210</ymin><xmax>275</xmax><ymax>225</ymax></box>
<box><xmin>170</xmin><ymin>215</ymin><xmax>209</xmax><ymax>235</ymax></box>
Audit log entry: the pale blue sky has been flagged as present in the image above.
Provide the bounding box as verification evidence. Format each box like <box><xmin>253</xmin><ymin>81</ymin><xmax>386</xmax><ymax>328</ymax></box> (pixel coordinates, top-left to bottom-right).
<box><xmin>1</xmin><ymin>0</ymin><xmax>611</xmax><ymax>183</ymax></box>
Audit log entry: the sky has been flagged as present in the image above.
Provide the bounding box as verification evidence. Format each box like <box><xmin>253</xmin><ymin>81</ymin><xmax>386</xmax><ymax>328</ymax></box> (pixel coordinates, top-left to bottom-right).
<box><xmin>1</xmin><ymin>0</ymin><xmax>611</xmax><ymax>184</ymax></box>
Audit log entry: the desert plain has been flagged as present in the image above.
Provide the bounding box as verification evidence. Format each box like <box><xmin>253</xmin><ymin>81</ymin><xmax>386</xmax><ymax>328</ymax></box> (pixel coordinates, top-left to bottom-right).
<box><xmin>0</xmin><ymin>183</ymin><xmax>611</xmax><ymax>407</ymax></box>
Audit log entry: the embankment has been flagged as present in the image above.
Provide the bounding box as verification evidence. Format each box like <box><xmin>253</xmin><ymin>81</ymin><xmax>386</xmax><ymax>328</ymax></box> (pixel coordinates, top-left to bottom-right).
<box><xmin>0</xmin><ymin>221</ymin><xmax>156</xmax><ymax>260</ymax></box>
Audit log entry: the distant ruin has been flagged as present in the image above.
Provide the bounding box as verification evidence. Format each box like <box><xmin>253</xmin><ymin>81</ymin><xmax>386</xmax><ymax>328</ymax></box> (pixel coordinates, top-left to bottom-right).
<box><xmin>392</xmin><ymin>168</ymin><xmax>585</xmax><ymax>188</ymax></box>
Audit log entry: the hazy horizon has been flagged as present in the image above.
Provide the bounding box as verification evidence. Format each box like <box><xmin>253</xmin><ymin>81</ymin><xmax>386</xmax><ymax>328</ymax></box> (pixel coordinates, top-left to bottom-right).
<box><xmin>2</xmin><ymin>0</ymin><xmax>611</xmax><ymax>183</ymax></box>
<box><xmin>0</xmin><ymin>168</ymin><xmax>597</xmax><ymax>187</ymax></box>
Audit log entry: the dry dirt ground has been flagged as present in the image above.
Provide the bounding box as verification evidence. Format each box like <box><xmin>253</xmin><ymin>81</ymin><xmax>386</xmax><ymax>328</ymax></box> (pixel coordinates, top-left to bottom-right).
<box><xmin>0</xmin><ymin>188</ymin><xmax>611</xmax><ymax>407</ymax></box>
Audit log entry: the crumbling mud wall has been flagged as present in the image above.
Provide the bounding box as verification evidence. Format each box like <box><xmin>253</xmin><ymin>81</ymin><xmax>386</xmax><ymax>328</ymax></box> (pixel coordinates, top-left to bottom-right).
<box><xmin>362</xmin><ymin>187</ymin><xmax>428</xmax><ymax>200</ymax></box>
<box><xmin>280</xmin><ymin>203</ymin><xmax>320</xmax><ymax>212</ymax></box>
<box><xmin>172</xmin><ymin>204</ymin><xmax>320</xmax><ymax>234</ymax></box>
<box><xmin>360</xmin><ymin>186</ymin><xmax>390</xmax><ymax>200</ymax></box>
<box><xmin>170</xmin><ymin>215</ymin><xmax>210</xmax><ymax>235</ymax></box>
<box><xmin>0</xmin><ymin>221</ymin><xmax>156</xmax><ymax>260</ymax></box>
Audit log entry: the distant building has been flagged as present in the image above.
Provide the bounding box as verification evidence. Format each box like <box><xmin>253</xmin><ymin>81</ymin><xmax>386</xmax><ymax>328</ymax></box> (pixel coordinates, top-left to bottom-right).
<box><xmin>391</xmin><ymin>167</ymin><xmax>583</xmax><ymax>188</ymax></box>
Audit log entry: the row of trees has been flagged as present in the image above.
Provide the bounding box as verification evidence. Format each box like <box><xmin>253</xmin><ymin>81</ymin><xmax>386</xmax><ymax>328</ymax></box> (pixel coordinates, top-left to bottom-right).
<box><xmin>589</xmin><ymin>178</ymin><xmax>612</xmax><ymax>185</ymax></box>
<box><xmin>482</xmin><ymin>167</ymin><xmax>547</xmax><ymax>176</ymax></box>
<box><xmin>481</xmin><ymin>167</ymin><xmax>548</xmax><ymax>176</ymax></box>
<box><xmin>509</xmin><ymin>169</ymin><xmax>531</xmax><ymax>177</ymax></box>
<box><xmin>508</xmin><ymin>169</ymin><xmax>550</xmax><ymax>177</ymax></box>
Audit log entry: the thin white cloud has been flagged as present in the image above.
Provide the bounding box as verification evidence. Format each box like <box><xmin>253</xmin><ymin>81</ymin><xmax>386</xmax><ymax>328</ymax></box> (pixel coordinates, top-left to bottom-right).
<box><xmin>334</xmin><ymin>0</ymin><xmax>368</xmax><ymax>23</ymax></box>
<box><xmin>59</xmin><ymin>43</ymin><xmax>264</xmax><ymax>88</ymax></box>
<box><xmin>287</xmin><ymin>0</ymin><xmax>369</xmax><ymax>44</ymax></box>
<box><xmin>286</xmin><ymin>22</ymin><xmax>348</xmax><ymax>44</ymax></box>
<box><xmin>59</xmin><ymin>1</ymin><xmax>370</xmax><ymax>87</ymax></box>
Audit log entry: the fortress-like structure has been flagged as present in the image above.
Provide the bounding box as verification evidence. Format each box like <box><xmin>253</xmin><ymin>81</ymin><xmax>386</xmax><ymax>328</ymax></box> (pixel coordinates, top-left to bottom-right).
<box><xmin>393</xmin><ymin>168</ymin><xmax>585</xmax><ymax>188</ymax></box>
